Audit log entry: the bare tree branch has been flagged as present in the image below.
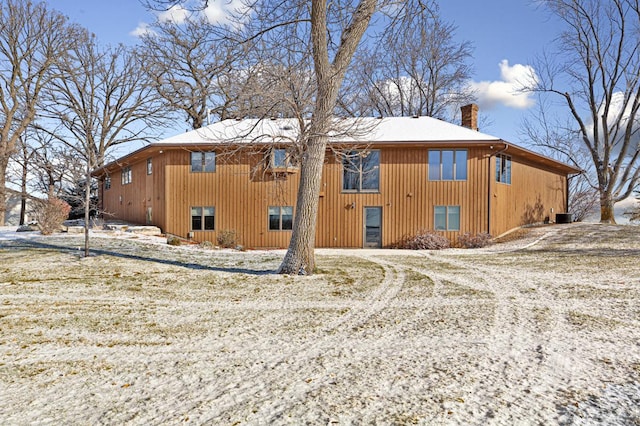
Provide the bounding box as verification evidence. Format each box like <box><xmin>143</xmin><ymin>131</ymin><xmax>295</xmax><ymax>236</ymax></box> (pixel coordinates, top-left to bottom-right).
<box><xmin>527</xmin><ymin>0</ymin><xmax>640</xmax><ymax>223</ymax></box>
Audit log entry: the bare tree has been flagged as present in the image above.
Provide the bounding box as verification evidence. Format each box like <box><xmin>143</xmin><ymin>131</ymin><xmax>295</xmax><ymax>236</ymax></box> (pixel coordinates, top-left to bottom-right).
<box><xmin>5</xmin><ymin>124</ymin><xmax>80</xmax><ymax>226</ymax></box>
<box><xmin>144</xmin><ymin>0</ymin><xmax>432</xmax><ymax>274</ymax></box>
<box><xmin>137</xmin><ymin>14</ymin><xmax>240</xmax><ymax>129</ymax></box>
<box><xmin>522</xmin><ymin>98</ymin><xmax>599</xmax><ymax>221</ymax></box>
<box><xmin>342</xmin><ymin>8</ymin><xmax>474</xmax><ymax>120</ymax></box>
<box><xmin>40</xmin><ymin>32</ymin><xmax>166</xmax><ymax>256</ymax></box>
<box><xmin>230</xmin><ymin>49</ymin><xmax>317</xmax><ymax>121</ymax></box>
<box><xmin>11</xmin><ymin>134</ymin><xmax>37</xmax><ymax>225</ymax></box>
<box><xmin>0</xmin><ymin>0</ymin><xmax>79</xmax><ymax>225</ymax></box>
<box><xmin>529</xmin><ymin>0</ymin><xmax>640</xmax><ymax>223</ymax></box>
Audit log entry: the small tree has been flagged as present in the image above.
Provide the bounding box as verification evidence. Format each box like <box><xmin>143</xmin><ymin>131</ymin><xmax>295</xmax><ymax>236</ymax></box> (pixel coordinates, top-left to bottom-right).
<box><xmin>40</xmin><ymin>32</ymin><xmax>166</xmax><ymax>256</ymax></box>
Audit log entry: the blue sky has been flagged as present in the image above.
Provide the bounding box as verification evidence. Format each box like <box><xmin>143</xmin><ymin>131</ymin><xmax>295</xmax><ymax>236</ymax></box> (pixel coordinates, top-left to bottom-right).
<box><xmin>46</xmin><ymin>0</ymin><xmax>563</xmax><ymax>145</ymax></box>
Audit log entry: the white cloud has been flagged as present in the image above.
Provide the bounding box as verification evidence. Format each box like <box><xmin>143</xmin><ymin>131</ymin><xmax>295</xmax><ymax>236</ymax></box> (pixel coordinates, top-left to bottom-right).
<box><xmin>130</xmin><ymin>22</ymin><xmax>154</xmax><ymax>37</ymax></box>
<box><xmin>158</xmin><ymin>5</ymin><xmax>190</xmax><ymax>24</ymax></box>
<box><xmin>470</xmin><ymin>60</ymin><xmax>538</xmax><ymax>110</ymax></box>
<box><xmin>203</xmin><ymin>0</ymin><xmax>249</xmax><ymax>26</ymax></box>
<box><xmin>131</xmin><ymin>0</ymin><xmax>250</xmax><ymax>37</ymax></box>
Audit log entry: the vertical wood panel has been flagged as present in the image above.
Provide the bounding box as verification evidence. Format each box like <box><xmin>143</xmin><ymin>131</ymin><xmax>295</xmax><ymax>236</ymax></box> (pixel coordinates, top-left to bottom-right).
<box><xmin>100</xmin><ymin>144</ymin><xmax>568</xmax><ymax>248</ymax></box>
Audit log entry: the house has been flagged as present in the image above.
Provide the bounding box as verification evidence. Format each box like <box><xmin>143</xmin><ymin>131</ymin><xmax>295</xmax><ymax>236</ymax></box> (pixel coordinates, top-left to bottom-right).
<box><xmin>92</xmin><ymin>105</ymin><xmax>580</xmax><ymax>248</ymax></box>
<box><xmin>4</xmin><ymin>188</ymin><xmax>37</xmax><ymax>226</ymax></box>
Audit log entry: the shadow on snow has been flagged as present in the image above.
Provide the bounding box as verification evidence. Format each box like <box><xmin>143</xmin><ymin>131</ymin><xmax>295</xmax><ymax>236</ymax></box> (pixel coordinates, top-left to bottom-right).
<box><xmin>0</xmin><ymin>238</ymin><xmax>276</xmax><ymax>276</ymax></box>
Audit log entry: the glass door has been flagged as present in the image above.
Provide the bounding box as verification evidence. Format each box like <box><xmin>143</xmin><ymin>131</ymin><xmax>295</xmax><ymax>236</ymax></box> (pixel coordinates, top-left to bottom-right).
<box><xmin>364</xmin><ymin>207</ymin><xmax>382</xmax><ymax>248</ymax></box>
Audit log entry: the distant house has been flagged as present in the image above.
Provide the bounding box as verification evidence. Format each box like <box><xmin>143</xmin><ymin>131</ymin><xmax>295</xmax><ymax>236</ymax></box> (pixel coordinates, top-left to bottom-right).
<box><xmin>93</xmin><ymin>105</ymin><xmax>580</xmax><ymax>248</ymax></box>
<box><xmin>4</xmin><ymin>188</ymin><xmax>36</xmax><ymax>226</ymax></box>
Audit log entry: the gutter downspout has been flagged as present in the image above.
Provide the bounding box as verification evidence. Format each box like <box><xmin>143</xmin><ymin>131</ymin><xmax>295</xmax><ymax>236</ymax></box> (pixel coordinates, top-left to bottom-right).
<box><xmin>487</xmin><ymin>142</ymin><xmax>509</xmax><ymax>235</ymax></box>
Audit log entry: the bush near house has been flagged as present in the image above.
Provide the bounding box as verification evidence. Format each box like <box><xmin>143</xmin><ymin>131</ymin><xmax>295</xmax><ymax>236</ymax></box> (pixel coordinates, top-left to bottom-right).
<box><xmin>458</xmin><ymin>232</ymin><xmax>492</xmax><ymax>248</ymax></box>
<box><xmin>166</xmin><ymin>235</ymin><xmax>182</xmax><ymax>246</ymax></box>
<box><xmin>217</xmin><ymin>229</ymin><xmax>238</xmax><ymax>248</ymax></box>
<box><xmin>389</xmin><ymin>230</ymin><xmax>451</xmax><ymax>250</ymax></box>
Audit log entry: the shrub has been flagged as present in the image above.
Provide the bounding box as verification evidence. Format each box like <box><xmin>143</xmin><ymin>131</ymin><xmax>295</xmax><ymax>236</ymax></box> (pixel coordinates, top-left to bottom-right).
<box><xmin>390</xmin><ymin>229</ymin><xmax>450</xmax><ymax>250</ymax></box>
<box><xmin>33</xmin><ymin>197</ymin><xmax>71</xmax><ymax>235</ymax></box>
<box><xmin>217</xmin><ymin>229</ymin><xmax>237</xmax><ymax>248</ymax></box>
<box><xmin>199</xmin><ymin>240</ymin><xmax>214</xmax><ymax>249</ymax></box>
<box><xmin>458</xmin><ymin>232</ymin><xmax>492</xmax><ymax>249</ymax></box>
<box><xmin>167</xmin><ymin>235</ymin><xmax>181</xmax><ymax>246</ymax></box>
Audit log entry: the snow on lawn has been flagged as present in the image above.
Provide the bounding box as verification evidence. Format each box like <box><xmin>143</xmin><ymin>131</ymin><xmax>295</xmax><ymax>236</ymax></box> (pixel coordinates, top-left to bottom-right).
<box><xmin>0</xmin><ymin>224</ymin><xmax>639</xmax><ymax>425</ymax></box>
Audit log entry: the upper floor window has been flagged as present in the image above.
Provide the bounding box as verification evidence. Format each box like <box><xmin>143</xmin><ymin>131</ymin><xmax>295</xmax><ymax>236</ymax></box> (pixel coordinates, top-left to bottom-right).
<box><xmin>147</xmin><ymin>158</ymin><xmax>153</xmax><ymax>175</ymax></box>
<box><xmin>191</xmin><ymin>151</ymin><xmax>216</xmax><ymax>173</ymax></box>
<box><xmin>268</xmin><ymin>206</ymin><xmax>293</xmax><ymax>231</ymax></box>
<box><xmin>343</xmin><ymin>150</ymin><xmax>380</xmax><ymax>192</ymax></box>
<box><xmin>434</xmin><ymin>205</ymin><xmax>460</xmax><ymax>231</ymax></box>
<box><xmin>191</xmin><ymin>206</ymin><xmax>215</xmax><ymax>230</ymax></box>
<box><xmin>496</xmin><ymin>154</ymin><xmax>511</xmax><ymax>184</ymax></box>
<box><xmin>271</xmin><ymin>148</ymin><xmax>298</xmax><ymax>169</ymax></box>
<box><xmin>104</xmin><ymin>176</ymin><xmax>111</xmax><ymax>190</ymax></box>
<box><xmin>428</xmin><ymin>149</ymin><xmax>467</xmax><ymax>181</ymax></box>
<box><xmin>121</xmin><ymin>167</ymin><xmax>132</xmax><ymax>185</ymax></box>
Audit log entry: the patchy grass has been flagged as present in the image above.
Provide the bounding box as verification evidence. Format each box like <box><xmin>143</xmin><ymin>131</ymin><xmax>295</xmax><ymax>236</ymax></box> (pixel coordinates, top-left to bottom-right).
<box><xmin>0</xmin><ymin>224</ymin><xmax>639</xmax><ymax>425</ymax></box>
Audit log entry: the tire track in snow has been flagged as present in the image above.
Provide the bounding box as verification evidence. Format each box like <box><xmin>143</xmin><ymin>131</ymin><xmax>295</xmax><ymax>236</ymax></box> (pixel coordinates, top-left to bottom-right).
<box><xmin>184</xmin><ymin>254</ymin><xmax>407</xmax><ymax>424</ymax></box>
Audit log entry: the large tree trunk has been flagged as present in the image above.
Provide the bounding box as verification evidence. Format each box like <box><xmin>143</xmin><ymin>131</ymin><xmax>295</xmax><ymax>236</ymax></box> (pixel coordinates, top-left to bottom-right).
<box><xmin>600</xmin><ymin>194</ymin><xmax>616</xmax><ymax>224</ymax></box>
<box><xmin>278</xmin><ymin>135</ymin><xmax>327</xmax><ymax>274</ymax></box>
<box><xmin>278</xmin><ymin>0</ymin><xmax>376</xmax><ymax>275</ymax></box>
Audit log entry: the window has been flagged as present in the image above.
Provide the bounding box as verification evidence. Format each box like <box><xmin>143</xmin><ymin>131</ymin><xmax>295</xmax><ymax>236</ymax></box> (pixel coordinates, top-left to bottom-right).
<box><xmin>121</xmin><ymin>167</ymin><xmax>132</xmax><ymax>185</ymax></box>
<box><xmin>191</xmin><ymin>206</ymin><xmax>215</xmax><ymax>230</ymax></box>
<box><xmin>147</xmin><ymin>158</ymin><xmax>153</xmax><ymax>175</ymax></box>
<box><xmin>191</xmin><ymin>151</ymin><xmax>216</xmax><ymax>172</ymax></box>
<box><xmin>268</xmin><ymin>206</ymin><xmax>293</xmax><ymax>230</ymax></box>
<box><xmin>496</xmin><ymin>154</ymin><xmax>511</xmax><ymax>184</ymax></box>
<box><xmin>428</xmin><ymin>150</ymin><xmax>467</xmax><ymax>181</ymax></box>
<box><xmin>342</xmin><ymin>150</ymin><xmax>380</xmax><ymax>191</ymax></box>
<box><xmin>104</xmin><ymin>176</ymin><xmax>111</xmax><ymax>190</ymax></box>
<box><xmin>271</xmin><ymin>148</ymin><xmax>296</xmax><ymax>168</ymax></box>
<box><xmin>434</xmin><ymin>206</ymin><xmax>460</xmax><ymax>231</ymax></box>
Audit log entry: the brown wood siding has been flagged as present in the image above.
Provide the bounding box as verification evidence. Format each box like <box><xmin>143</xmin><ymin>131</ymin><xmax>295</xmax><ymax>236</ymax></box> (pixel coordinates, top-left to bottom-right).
<box><xmin>99</xmin><ymin>144</ymin><xmax>568</xmax><ymax>248</ymax></box>
<box><xmin>316</xmin><ymin>147</ymin><xmax>489</xmax><ymax>247</ymax></box>
<box><xmin>101</xmin><ymin>161</ymin><xmax>148</xmax><ymax>225</ymax></box>
<box><xmin>491</xmin><ymin>154</ymin><xmax>568</xmax><ymax>236</ymax></box>
<box><xmin>161</xmin><ymin>150</ymin><xmax>298</xmax><ymax>248</ymax></box>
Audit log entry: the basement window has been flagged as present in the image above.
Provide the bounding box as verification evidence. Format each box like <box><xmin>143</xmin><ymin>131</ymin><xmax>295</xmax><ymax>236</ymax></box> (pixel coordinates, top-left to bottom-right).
<box><xmin>191</xmin><ymin>151</ymin><xmax>216</xmax><ymax>173</ymax></box>
<box><xmin>434</xmin><ymin>205</ymin><xmax>460</xmax><ymax>231</ymax></box>
<box><xmin>191</xmin><ymin>206</ymin><xmax>215</xmax><ymax>231</ymax></box>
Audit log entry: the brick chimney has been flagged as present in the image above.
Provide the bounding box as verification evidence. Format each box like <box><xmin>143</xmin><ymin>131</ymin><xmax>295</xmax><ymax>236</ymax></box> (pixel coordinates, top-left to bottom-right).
<box><xmin>461</xmin><ymin>103</ymin><xmax>479</xmax><ymax>131</ymax></box>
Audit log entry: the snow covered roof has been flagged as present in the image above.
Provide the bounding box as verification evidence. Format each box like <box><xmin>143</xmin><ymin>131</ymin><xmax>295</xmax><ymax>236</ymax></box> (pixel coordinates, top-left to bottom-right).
<box><xmin>95</xmin><ymin>116</ymin><xmax>580</xmax><ymax>175</ymax></box>
<box><xmin>154</xmin><ymin>116</ymin><xmax>501</xmax><ymax>146</ymax></box>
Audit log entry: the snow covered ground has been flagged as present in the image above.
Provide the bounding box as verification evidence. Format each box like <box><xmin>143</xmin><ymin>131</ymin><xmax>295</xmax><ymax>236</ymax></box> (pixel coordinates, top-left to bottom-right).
<box><xmin>0</xmin><ymin>223</ymin><xmax>639</xmax><ymax>425</ymax></box>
